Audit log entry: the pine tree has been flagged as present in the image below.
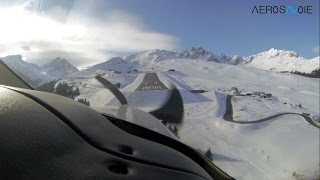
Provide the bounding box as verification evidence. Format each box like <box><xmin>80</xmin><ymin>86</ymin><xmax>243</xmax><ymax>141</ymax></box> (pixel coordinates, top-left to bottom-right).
<box><xmin>311</xmin><ymin>68</ymin><xmax>320</xmax><ymax>78</ymax></box>
<box><xmin>36</xmin><ymin>80</ymin><xmax>58</xmax><ymax>93</ymax></box>
<box><xmin>161</xmin><ymin>120</ymin><xmax>167</xmax><ymax>126</ymax></box>
<box><xmin>72</xmin><ymin>87</ymin><xmax>80</xmax><ymax>98</ymax></box>
<box><xmin>204</xmin><ymin>148</ymin><xmax>213</xmax><ymax>160</ymax></box>
<box><xmin>173</xmin><ymin>126</ymin><xmax>179</xmax><ymax>136</ymax></box>
<box><xmin>54</xmin><ymin>82</ymin><xmax>80</xmax><ymax>99</ymax></box>
<box><xmin>291</xmin><ymin>69</ymin><xmax>320</xmax><ymax>78</ymax></box>
<box><xmin>167</xmin><ymin>125</ymin><xmax>179</xmax><ymax>137</ymax></box>
<box><xmin>77</xmin><ymin>98</ymin><xmax>90</xmax><ymax>106</ymax></box>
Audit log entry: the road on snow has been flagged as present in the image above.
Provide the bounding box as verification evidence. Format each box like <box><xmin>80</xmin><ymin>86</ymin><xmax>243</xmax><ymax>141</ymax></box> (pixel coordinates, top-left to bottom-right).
<box><xmin>222</xmin><ymin>95</ymin><xmax>320</xmax><ymax>129</ymax></box>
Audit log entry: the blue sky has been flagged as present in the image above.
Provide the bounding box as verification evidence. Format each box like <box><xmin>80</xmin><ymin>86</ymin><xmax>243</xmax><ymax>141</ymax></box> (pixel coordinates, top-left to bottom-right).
<box><xmin>0</xmin><ymin>0</ymin><xmax>319</xmax><ymax>67</ymax></box>
<box><xmin>105</xmin><ymin>0</ymin><xmax>319</xmax><ymax>58</ymax></box>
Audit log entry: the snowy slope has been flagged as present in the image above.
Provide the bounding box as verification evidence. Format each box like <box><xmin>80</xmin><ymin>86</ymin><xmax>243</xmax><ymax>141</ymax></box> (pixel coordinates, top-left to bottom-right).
<box><xmin>126</xmin><ymin>58</ymin><xmax>318</xmax><ymax>179</ymax></box>
<box><xmin>157</xmin><ymin>60</ymin><xmax>319</xmax><ymax>179</ymax></box>
<box><xmin>245</xmin><ymin>48</ymin><xmax>319</xmax><ymax>73</ymax></box>
<box><xmin>57</xmin><ymin>51</ymin><xmax>320</xmax><ymax>179</ymax></box>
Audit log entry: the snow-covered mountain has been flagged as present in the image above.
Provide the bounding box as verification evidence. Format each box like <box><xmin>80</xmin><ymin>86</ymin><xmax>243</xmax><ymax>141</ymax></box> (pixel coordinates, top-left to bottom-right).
<box><xmin>90</xmin><ymin>47</ymin><xmax>319</xmax><ymax>74</ymax></box>
<box><xmin>1</xmin><ymin>55</ymin><xmax>50</xmax><ymax>87</ymax></box>
<box><xmin>177</xmin><ymin>47</ymin><xmax>244</xmax><ymax>64</ymax></box>
<box><xmin>42</xmin><ymin>57</ymin><xmax>79</xmax><ymax>79</ymax></box>
<box><xmin>90</xmin><ymin>47</ymin><xmax>245</xmax><ymax>73</ymax></box>
<box><xmin>2</xmin><ymin>47</ymin><xmax>318</xmax><ymax>88</ymax></box>
<box><xmin>245</xmin><ymin>48</ymin><xmax>319</xmax><ymax>73</ymax></box>
<box><xmin>0</xmin><ymin>55</ymin><xmax>78</xmax><ymax>87</ymax></box>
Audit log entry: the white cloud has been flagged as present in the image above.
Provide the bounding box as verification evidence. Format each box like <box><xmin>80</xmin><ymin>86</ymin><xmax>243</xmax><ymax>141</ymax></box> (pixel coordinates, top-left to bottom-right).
<box><xmin>312</xmin><ymin>46</ymin><xmax>320</xmax><ymax>56</ymax></box>
<box><xmin>0</xmin><ymin>5</ymin><xmax>179</xmax><ymax>67</ymax></box>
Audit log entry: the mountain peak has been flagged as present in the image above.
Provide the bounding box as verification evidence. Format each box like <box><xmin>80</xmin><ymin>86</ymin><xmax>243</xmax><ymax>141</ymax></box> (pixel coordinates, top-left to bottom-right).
<box><xmin>262</xmin><ymin>48</ymin><xmax>299</xmax><ymax>58</ymax></box>
<box><xmin>1</xmin><ymin>54</ymin><xmax>23</xmax><ymax>62</ymax></box>
<box><xmin>190</xmin><ymin>46</ymin><xmax>207</xmax><ymax>53</ymax></box>
<box><xmin>245</xmin><ymin>48</ymin><xmax>317</xmax><ymax>73</ymax></box>
<box><xmin>50</xmin><ymin>57</ymin><xmax>70</xmax><ymax>64</ymax></box>
<box><xmin>42</xmin><ymin>57</ymin><xmax>79</xmax><ymax>79</ymax></box>
<box><xmin>53</xmin><ymin>57</ymin><xmax>63</xmax><ymax>61</ymax></box>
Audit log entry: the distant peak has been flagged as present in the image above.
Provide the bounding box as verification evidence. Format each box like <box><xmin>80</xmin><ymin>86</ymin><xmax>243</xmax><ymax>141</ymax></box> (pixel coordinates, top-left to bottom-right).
<box><xmin>146</xmin><ymin>49</ymin><xmax>174</xmax><ymax>53</ymax></box>
<box><xmin>52</xmin><ymin>57</ymin><xmax>67</xmax><ymax>62</ymax></box>
<box><xmin>190</xmin><ymin>46</ymin><xmax>207</xmax><ymax>52</ymax></box>
<box><xmin>268</xmin><ymin>48</ymin><xmax>277</xmax><ymax>51</ymax></box>
<box><xmin>187</xmin><ymin>46</ymin><xmax>212</xmax><ymax>57</ymax></box>
<box><xmin>257</xmin><ymin>48</ymin><xmax>299</xmax><ymax>58</ymax></box>
<box><xmin>191</xmin><ymin>46</ymin><xmax>205</xmax><ymax>49</ymax></box>
<box><xmin>3</xmin><ymin>54</ymin><xmax>23</xmax><ymax>60</ymax></box>
<box><xmin>43</xmin><ymin>57</ymin><xmax>78</xmax><ymax>70</ymax></box>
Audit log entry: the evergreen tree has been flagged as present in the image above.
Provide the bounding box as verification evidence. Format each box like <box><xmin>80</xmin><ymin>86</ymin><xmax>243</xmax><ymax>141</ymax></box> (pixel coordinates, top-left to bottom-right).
<box><xmin>167</xmin><ymin>125</ymin><xmax>179</xmax><ymax>137</ymax></box>
<box><xmin>36</xmin><ymin>80</ymin><xmax>58</xmax><ymax>93</ymax></box>
<box><xmin>311</xmin><ymin>68</ymin><xmax>320</xmax><ymax>78</ymax></box>
<box><xmin>77</xmin><ymin>98</ymin><xmax>90</xmax><ymax>106</ymax></box>
<box><xmin>73</xmin><ymin>87</ymin><xmax>80</xmax><ymax>98</ymax></box>
<box><xmin>168</xmin><ymin>125</ymin><xmax>174</xmax><ymax>133</ymax></box>
<box><xmin>54</xmin><ymin>82</ymin><xmax>80</xmax><ymax>99</ymax></box>
<box><xmin>173</xmin><ymin>126</ymin><xmax>179</xmax><ymax>136</ymax></box>
<box><xmin>291</xmin><ymin>68</ymin><xmax>320</xmax><ymax>78</ymax></box>
<box><xmin>204</xmin><ymin>148</ymin><xmax>213</xmax><ymax>160</ymax></box>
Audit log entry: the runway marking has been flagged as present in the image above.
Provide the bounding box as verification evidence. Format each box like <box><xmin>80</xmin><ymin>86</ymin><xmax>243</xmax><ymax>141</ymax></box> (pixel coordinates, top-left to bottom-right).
<box><xmin>135</xmin><ymin>73</ymin><xmax>168</xmax><ymax>91</ymax></box>
<box><xmin>142</xmin><ymin>86</ymin><xmax>163</xmax><ymax>90</ymax></box>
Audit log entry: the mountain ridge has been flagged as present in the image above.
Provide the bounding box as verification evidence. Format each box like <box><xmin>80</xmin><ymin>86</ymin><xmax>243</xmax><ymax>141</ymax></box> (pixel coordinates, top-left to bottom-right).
<box><xmin>1</xmin><ymin>47</ymin><xmax>318</xmax><ymax>87</ymax></box>
<box><xmin>90</xmin><ymin>47</ymin><xmax>319</xmax><ymax>73</ymax></box>
<box><xmin>0</xmin><ymin>55</ymin><xmax>79</xmax><ymax>87</ymax></box>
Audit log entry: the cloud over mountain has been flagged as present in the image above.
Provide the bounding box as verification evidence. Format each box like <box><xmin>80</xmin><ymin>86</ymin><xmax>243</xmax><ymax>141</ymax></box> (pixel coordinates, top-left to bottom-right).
<box><xmin>0</xmin><ymin>3</ymin><xmax>179</xmax><ymax>68</ymax></box>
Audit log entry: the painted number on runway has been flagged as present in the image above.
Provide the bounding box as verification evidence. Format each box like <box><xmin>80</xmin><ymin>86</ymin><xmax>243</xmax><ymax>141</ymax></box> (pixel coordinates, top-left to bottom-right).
<box><xmin>142</xmin><ymin>86</ymin><xmax>163</xmax><ymax>90</ymax></box>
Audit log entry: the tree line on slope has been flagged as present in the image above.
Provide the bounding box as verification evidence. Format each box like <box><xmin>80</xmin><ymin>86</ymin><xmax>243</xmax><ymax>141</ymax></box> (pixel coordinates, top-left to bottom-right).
<box><xmin>55</xmin><ymin>82</ymin><xmax>80</xmax><ymax>98</ymax></box>
<box><xmin>77</xmin><ymin>98</ymin><xmax>90</xmax><ymax>106</ymax></box>
<box><xmin>36</xmin><ymin>80</ymin><xmax>58</xmax><ymax>93</ymax></box>
<box><xmin>36</xmin><ymin>80</ymin><xmax>90</xmax><ymax>106</ymax></box>
<box><xmin>290</xmin><ymin>68</ymin><xmax>320</xmax><ymax>78</ymax></box>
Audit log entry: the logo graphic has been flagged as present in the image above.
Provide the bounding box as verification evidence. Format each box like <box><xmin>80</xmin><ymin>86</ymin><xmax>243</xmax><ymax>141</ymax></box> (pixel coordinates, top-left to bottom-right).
<box><xmin>252</xmin><ymin>5</ymin><xmax>312</xmax><ymax>15</ymax></box>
